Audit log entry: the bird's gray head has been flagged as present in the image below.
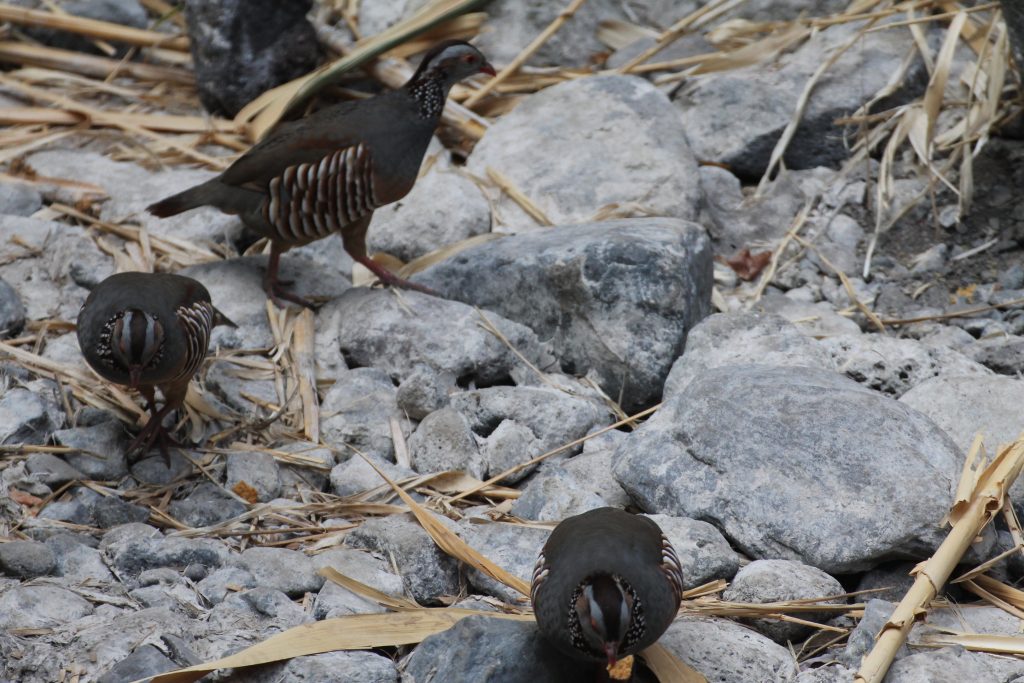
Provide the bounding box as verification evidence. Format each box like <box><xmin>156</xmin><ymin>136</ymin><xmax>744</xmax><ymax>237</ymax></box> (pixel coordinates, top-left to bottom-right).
<box><xmin>410</xmin><ymin>40</ymin><xmax>495</xmax><ymax>86</ymax></box>
<box><xmin>105</xmin><ymin>308</ymin><xmax>164</xmax><ymax>389</ymax></box>
<box><xmin>572</xmin><ymin>574</ymin><xmax>637</xmax><ymax>668</ymax></box>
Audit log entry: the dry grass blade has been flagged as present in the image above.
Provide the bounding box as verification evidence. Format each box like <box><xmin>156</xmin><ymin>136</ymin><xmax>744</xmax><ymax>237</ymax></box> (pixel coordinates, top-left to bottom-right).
<box><xmin>641</xmin><ymin>643</ymin><xmax>709</xmax><ymax>683</ymax></box>
<box><xmin>142</xmin><ymin>609</ymin><xmax>532</xmax><ymax>683</ymax></box>
<box><xmin>0</xmin><ymin>3</ymin><xmax>188</xmax><ymax>49</ymax></box>
<box><xmin>396</xmin><ymin>232</ymin><xmax>505</xmax><ymax>278</ymax></box>
<box><xmin>318</xmin><ymin>566</ymin><xmax>421</xmax><ymax>610</ymax></box>
<box><xmin>463</xmin><ymin>0</ymin><xmax>588</xmax><ymax>108</ymax></box>
<box><xmin>854</xmin><ymin>438</ymin><xmax>1024</xmax><ymax>683</ymax></box>
<box><xmin>0</xmin><ymin>106</ymin><xmax>235</xmax><ymax>133</ymax></box>
<box><xmin>919</xmin><ymin>632</ymin><xmax>1024</xmax><ymax>655</ymax></box>
<box><xmin>290</xmin><ymin>309</ymin><xmax>319</xmax><ymax>442</ymax></box>
<box><xmin>485</xmin><ymin>166</ymin><xmax>552</xmax><ymax>226</ymax></box>
<box><xmin>237</xmin><ymin>0</ymin><xmax>491</xmax><ymax>140</ymax></box>
<box><xmin>616</xmin><ymin>0</ymin><xmax>739</xmax><ymax>74</ymax></box>
<box><xmin>0</xmin><ymin>41</ymin><xmax>193</xmax><ymax>83</ymax></box>
<box><xmin>360</xmin><ymin>454</ymin><xmax>533</xmax><ymax>597</ymax></box>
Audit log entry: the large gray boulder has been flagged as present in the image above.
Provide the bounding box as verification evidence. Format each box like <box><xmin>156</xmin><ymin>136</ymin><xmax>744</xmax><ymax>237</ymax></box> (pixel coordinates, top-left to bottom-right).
<box><xmin>467</xmin><ymin>75</ymin><xmax>700</xmax><ymax>231</ymax></box>
<box><xmin>613</xmin><ymin>365</ymin><xmax>961</xmax><ymax>572</ymax></box>
<box><xmin>416</xmin><ymin>219</ymin><xmax>713</xmax><ymax>411</ymax></box>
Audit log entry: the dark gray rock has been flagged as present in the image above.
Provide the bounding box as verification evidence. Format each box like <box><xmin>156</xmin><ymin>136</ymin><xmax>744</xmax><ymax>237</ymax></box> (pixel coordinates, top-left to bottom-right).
<box><xmin>458</xmin><ymin>520</ymin><xmax>550</xmax><ymax>603</ymax></box>
<box><xmin>972</xmin><ymin>336</ymin><xmax>1024</xmax><ymax>375</ymax></box>
<box><xmin>659</xmin><ymin>616</ymin><xmax>798</xmax><ymax>682</ymax></box>
<box><xmin>24</xmin><ymin>452</ymin><xmax>84</xmax><ymax>487</ymax></box>
<box><xmin>106</xmin><ymin>533</ymin><xmax>232</xmax><ymax>577</ymax></box>
<box><xmin>841</xmin><ymin>599</ymin><xmax>904</xmax><ymax>668</ymax></box>
<box><xmin>327</xmin><ymin>288</ymin><xmax>546</xmax><ymax>388</ymax></box>
<box><xmin>402</xmin><ymin>615</ymin><xmax>599</xmax><ymax>683</ymax></box>
<box><xmin>0</xmin><ymin>277</ymin><xmax>25</xmax><ymax>337</ymax></box>
<box><xmin>97</xmin><ymin>644</ymin><xmax>176</xmax><ymax>683</ymax></box>
<box><xmin>0</xmin><ymin>540</ymin><xmax>56</xmax><ymax>578</ymax></box>
<box><xmin>854</xmin><ymin>562</ymin><xmax>918</xmax><ymax>604</ymax></box>
<box><xmin>347</xmin><ymin>513</ymin><xmax>460</xmax><ymax>604</ymax></box>
<box><xmin>722</xmin><ymin>559</ymin><xmax>845</xmax><ymax>645</ymax></box>
<box><xmin>184</xmin><ymin>0</ymin><xmax>321</xmax><ymax>117</ymax></box>
<box><xmin>45</xmin><ymin>534</ymin><xmax>114</xmax><ymax>583</ymax></box>
<box><xmin>51</xmin><ymin>420</ymin><xmax>129</xmax><ymax>480</ymax></box>
<box><xmin>92</xmin><ymin>495</ymin><xmax>150</xmax><ymax>528</ymax></box>
<box><xmin>676</xmin><ymin>20</ymin><xmax>931</xmax><ymax>177</ymax></box>
<box><xmin>466</xmin><ymin>76</ymin><xmax>700</xmax><ymax>230</ymax></box>
<box><xmin>239</xmin><ymin>547</ymin><xmax>324</xmax><ymax>597</ymax></box>
<box><xmin>664</xmin><ymin>311</ymin><xmax>834</xmax><ymax>398</ymax></box>
<box><xmin>613</xmin><ymin>365</ymin><xmax>960</xmax><ymax>573</ymax></box>
<box><xmin>168</xmin><ymin>482</ymin><xmax>247</xmax><ymax>528</ymax></box>
<box><xmin>417</xmin><ymin>219</ymin><xmax>713</xmax><ymax>411</ymax></box>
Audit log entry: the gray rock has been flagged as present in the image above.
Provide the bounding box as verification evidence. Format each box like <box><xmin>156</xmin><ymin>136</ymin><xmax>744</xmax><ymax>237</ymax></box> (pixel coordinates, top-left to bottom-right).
<box><xmin>367</xmin><ymin>164</ymin><xmax>491</xmax><ymax>262</ymax></box>
<box><xmin>330</xmin><ymin>453</ymin><xmax>416</xmax><ymax>498</ymax></box>
<box><xmin>699</xmin><ymin>166</ymin><xmax>809</xmax><ymax>252</ymax></box>
<box><xmin>196</xmin><ymin>565</ymin><xmax>257</xmax><ymax>604</ymax></box>
<box><xmin>45</xmin><ymin>534</ymin><xmax>115</xmax><ymax>583</ymax></box>
<box><xmin>24</xmin><ymin>452</ymin><xmax>84</xmax><ymax>487</ymax></box>
<box><xmin>723</xmin><ymin>559</ymin><xmax>845</xmax><ymax>645</ymax></box>
<box><xmin>841</xmin><ymin>599</ymin><xmax>904</xmax><ymax>668</ymax></box>
<box><xmin>613</xmin><ymin>365</ymin><xmax>960</xmax><ymax>573</ymax></box>
<box><xmin>396</xmin><ymin>366</ymin><xmax>455</xmax><ymax>420</ymax></box>
<box><xmin>676</xmin><ymin>20</ymin><xmax>931</xmax><ymax>177</ymax></box>
<box><xmin>401</xmin><ymin>615</ymin><xmax>596</xmax><ymax>682</ymax></box>
<box><xmin>467</xmin><ymin>76</ymin><xmax>699</xmax><ymax>230</ymax></box>
<box><xmin>239</xmin><ymin>547</ymin><xmax>324</xmax><ymax>597</ymax></box>
<box><xmin>659</xmin><ymin>616</ymin><xmax>798</xmax><ymax>683</ymax></box>
<box><xmin>1000</xmin><ymin>262</ymin><xmax>1024</xmax><ymax>290</ymax></box>
<box><xmin>794</xmin><ymin>665</ymin><xmax>859</xmax><ymax>682</ymax></box>
<box><xmin>408</xmin><ymin>408</ymin><xmax>481</xmax><ymax>476</ymax></box>
<box><xmin>822</xmin><ymin>334</ymin><xmax>991</xmax><ymax>396</ymax></box>
<box><xmin>320</xmin><ymin>367</ymin><xmax>411</xmax><ymax>463</ymax></box>
<box><xmin>0</xmin><ymin>277</ymin><xmax>25</xmax><ymax>337</ymax></box>
<box><xmin>184</xmin><ymin>0</ymin><xmax>321</xmax><ymax>117</ymax></box>
<box><xmin>417</xmin><ymin>219</ymin><xmax>712</xmax><ymax>411</ymax></box>
<box><xmin>645</xmin><ymin>515</ymin><xmax>741</xmax><ymax>590</ymax></box>
<box><xmin>225</xmin><ymin>651</ymin><xmax>399</xmax><ymax>683</ymax></box>
<box><xmin>0</xmin><ymin>585</ymin><xmax>93</xmax><ymax>629</ymax></box>
<box><xmin>756</xmin><ymin>294</ymin><xmax>863</xmax><ymax>337</ymax></box>
<box><xmin>226</xmin><ymin>450</ymin><xmax>282</xmax><ymax>502</ymax></box>
<box><xmin>477</xmin><ymin>419</ymin><xmax>543</xmax><ymax>483</ymax></box>
<box><xmin>97</xmin><ymin>645</ymin><xmax>176</xmax><ymax>683</ymax></box>
<box><xmin>512</xmin><ymin>465</ymin><xmax>615</xmax><ymax>521</ymax></box>
<box><xmin>664</xmin><ymin>311</ymin><xmax>834</xmax><ymax>398</ymax></box>
<box><xmin>459</xmin><ymin>519</ymin><xmax>549</xmax><ymax>603</ymax></box>
<box><xmin>37</xmin><ymin>500</ymin><xmax>92</xmax><ymax>524</ymax></box>
<box><xmin>24</xmin><ymin>150</ymin><xmax>241</xmax><ymax>246</ymax></box>
<box><xmin>312</xmin><ymin>548</ymin><xmax>404</xmax><ymax>618</ymax></box>
<box><xmin>51</xmin><ymin>420</ymin><xmax>129</xmax><ymax>480</ymax></box>
<box><xmin>0</xmin><ymin>540</ymin><xmax>56</xmax><ymax>578</ymax></box>
<box><xmin>0</xmin><ymin>387</ymin><xmax>61</xmax><ymax>446</ymax></box>
<box><xmin>855</xmin><ymin>562</ymin><xmax>918</xmax><ymax>604</ymax></box>
<box><xmin>106</xmin><ymin>533</ymin><xmax>232</xmax><ymax>577</ymax></box>
<box><xmin>91</xmin><ymin>495</ymin><xmax>150</xmax><ymax>528</ymax></box>
<box><xmin>347</xmin><ymin>513</ymin><xmax>460</xmax><ymax>604</ymax></box>
<box><xmin>971</xmin><ymin>336</ymin><xmax>1024</xmax><ymax>375</ymax></box>
<box><xmin>0</xmin><ymin>180</ymin><xmax>42</xmax><ymax>216</ymax></box>
<box><xmin>168</xmin><ymin>482</ymin><xmax>247</xmax><ymax>528</ymax></box>
<box><xmin>884</xmin><ymin>646</ymin><xmax>1024</xmax><ymax>682</ymax></box>
<box><xmin>327</xmin><ymin>288</ymin><xmax>545</xmax><ymax>388</ymax></box>
<box><xmin>276</xmin><ymin>441</ymin><xmax>336</xmax><ymax>492</ymax></box>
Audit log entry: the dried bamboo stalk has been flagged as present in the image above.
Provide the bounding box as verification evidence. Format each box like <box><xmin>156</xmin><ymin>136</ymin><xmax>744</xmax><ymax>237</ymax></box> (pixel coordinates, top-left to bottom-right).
<box><xmin>0</xmin><ymin>106</ymin><xmax>237</xmax><ymax>134</ymax></box>
<box><xmin>854</xmin><ymin>439</ymin><xmax>1024</xmax><ymax>683</ymax></box>
<box><xmin>291</xmin><ymin>309</ymin><xmax>319</xmax><ymax>443</ymax></box>
<box><xmin>0</xmin><ymin>4</ymin><xmax>189</xmax><ymax>50</ymax></box>
<box><xmin>463</xmin><ymin>0</ymin><xmax>588</xmax><ymax>108</ymax></box>
<box><xmin>0</xmin><ymin>41</ymin><xmax>193</xmax><ymax>83</ymax></box>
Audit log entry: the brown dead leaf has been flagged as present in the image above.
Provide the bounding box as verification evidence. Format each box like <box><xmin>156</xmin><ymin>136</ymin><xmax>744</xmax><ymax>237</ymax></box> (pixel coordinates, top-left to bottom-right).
<box><xmin>723</xmin><ymin>248</ymin><xmax>772</xmax><ymax>281</ymax></box>
<box><xmin>9</xmin><ymin>487</ymin><xmax>43</xmax><ymax>506</ymax></box>
<box><xmin>231</xmin><ymin>481</ymin><xmax>259</xmax><ymax>504</ymax></box>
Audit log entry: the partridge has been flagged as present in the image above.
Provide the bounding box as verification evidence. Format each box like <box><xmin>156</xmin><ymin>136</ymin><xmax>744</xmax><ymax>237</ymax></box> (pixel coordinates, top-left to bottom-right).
<box><xmin>76</xmin><ymin>272</ymin><xmax>233</xmax><ymax>460</ymax></box>
<box><xmin>531</xmin><ymin>508</ymin><xmax>683</xmax><ymax>671</ymax></box>
<box><xmin>147</xmin><ymin>40</ymin><xmax>495</xmax><ymax>307</ymax></box>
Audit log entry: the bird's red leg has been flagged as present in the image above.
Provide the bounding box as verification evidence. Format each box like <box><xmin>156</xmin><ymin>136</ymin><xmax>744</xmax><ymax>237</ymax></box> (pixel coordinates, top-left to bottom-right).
<box><xmin>353</xmin><ymin>254</ymin><xmax>439</xmax><ymax>296</ymax></box>
<box><xmin>342</xmin><ymin>219</ymin><xmax>438</xmax><ymax>296</ymax></box>
<box><xmin>127</xmin><ymin>385</ymin><xmax>183</xmax><ymax>465</ymax></box>
<box><xmin>263</xmin><ymin>242</ymin><xmax>315</xmax><ymax>309</ymax></box>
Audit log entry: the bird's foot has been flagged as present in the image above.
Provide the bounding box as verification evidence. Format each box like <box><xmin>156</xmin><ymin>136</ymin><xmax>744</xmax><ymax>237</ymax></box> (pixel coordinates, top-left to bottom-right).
<box><xmin>356</xmin><ymin>256</ymin><xmax>438</xmax><ymax>296</ymax></box>
<box><xmin>127</xmin><ymin>421</ymin><xmax>182</xmax><ymax>467</ymax></box>
<box><xmin>263</xmin><ymin>273</ymin><xmax>315</xmax><ymax>309</ymax></box>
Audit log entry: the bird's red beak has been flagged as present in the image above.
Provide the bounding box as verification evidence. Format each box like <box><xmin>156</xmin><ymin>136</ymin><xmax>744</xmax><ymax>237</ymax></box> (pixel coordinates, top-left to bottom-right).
<box><xmin>604</xmin><ymin>643</ymin><xmax>618</xmax><ymax>669</ymax></box>
<box><xmin>128</xmin><ymin>365</ymin><xmax>142</xmax><ymax>390</ymax></box>
<box><xmin>480</xmin><ymin>61</ymin><xmax>497</xmax><ymax>77</ymax></box>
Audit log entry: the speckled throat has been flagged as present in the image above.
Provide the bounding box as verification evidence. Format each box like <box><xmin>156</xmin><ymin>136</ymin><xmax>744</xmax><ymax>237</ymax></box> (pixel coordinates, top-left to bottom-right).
<box><xmin>567</xmin><ymin>575</ymin><xmax>646</xmax><ymax>658</ymax></box>
<box><xmin>408</xmin><ymin>75</ymin><xmax>446</xmax><ymax>119</ymax></box>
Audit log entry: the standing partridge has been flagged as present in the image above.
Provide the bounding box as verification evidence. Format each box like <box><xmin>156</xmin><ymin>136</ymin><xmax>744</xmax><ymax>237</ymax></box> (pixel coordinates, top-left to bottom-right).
<box><xmin>147</xmin><ymin>40</ymin><xmax>495</xmax><ymax>307</ymax></box>
<box><xmin>531</xmin><ymin>508</ymin><xmax>684</xmax><ymax>672</ymax></box>
<box><xmin>76</xmin><ymin>272</ymin><xmax>233</xmax><ymax>460</ymax></box>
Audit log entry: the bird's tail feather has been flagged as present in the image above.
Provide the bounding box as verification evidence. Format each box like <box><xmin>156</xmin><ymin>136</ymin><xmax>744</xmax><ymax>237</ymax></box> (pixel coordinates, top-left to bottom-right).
<box><xmin>146</xmin><ymin>180</ymin><xmax>219</xmax><ymax>217</ymax></box>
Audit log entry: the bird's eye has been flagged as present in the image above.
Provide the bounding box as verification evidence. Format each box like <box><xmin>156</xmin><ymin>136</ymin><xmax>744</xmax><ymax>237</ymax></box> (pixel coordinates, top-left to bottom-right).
<box><xmin>463</xmin><ymin>54</ymin><xmax>477</xmax><ymax>63</ymax></box>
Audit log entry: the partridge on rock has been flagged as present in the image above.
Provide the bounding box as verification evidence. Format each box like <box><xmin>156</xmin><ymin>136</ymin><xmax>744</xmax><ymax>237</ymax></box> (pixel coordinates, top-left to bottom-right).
<box><xmin>531</xmin><ymin>508</ymin><xmax>684</xmax><ymax>673</ymax></box>
<box><xmin>76</xmin><ymin>272</ymin><xmax>233</xmax><ymax>460</ymax></box>
<box><xmin>147</xmin><ymin>40</ymin><xmax>495</xmax><ymax>307</ymax></box>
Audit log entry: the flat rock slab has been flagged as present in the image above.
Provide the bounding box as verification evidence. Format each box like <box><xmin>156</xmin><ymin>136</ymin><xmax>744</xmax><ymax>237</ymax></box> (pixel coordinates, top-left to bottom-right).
<box><xmin>467</xmin><ymin>75</ymin><xmax>700</xmax><ymax>230</ymax></box>
<box><xmin>660</xmin><ymin>616</ymin><xmax>797</xmax><ymax>683</ymax></box>
<box><xmin>614</xmin><ymin>365</ymin><xmax>960</xmax><ymax>573</ymax></box>
<box><xmin>417</xmin><ymin>218</ymin><xmax>712</xmax><ymax>411</ymax></box>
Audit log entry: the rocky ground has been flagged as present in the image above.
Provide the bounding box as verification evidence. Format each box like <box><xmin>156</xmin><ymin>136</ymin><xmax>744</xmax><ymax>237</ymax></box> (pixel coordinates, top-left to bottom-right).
<box><xmin>2</xmin><ymin>0</ymin><xmax>1024</xmax><ymax>682</ymax></box>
